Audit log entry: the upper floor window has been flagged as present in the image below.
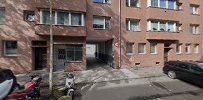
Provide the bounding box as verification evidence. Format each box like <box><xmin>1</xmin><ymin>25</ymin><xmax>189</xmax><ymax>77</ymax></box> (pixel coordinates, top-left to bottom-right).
<box><xmin>190</xmin><ymin>5</ymin><xmax>199</xmax><ymax>15</ymax></box>
<box><xmin>126</xmin><ymin>0</ymin><xmax>140</xmax><ymax>7</ymax></box>
<box><xmin>126</xmin><ymin>42</ymin><xmax>134</xmax><ymax>54</ymax></box>
<box><xmin>149</xmin><ymin>0</ymin><xmax>177</xmax><ymax>10</ymax></box>
<box><xmin>0</xmin><ymin>8</ymin><xmax>5</xmax><ymax>24</ymax></box>
<box><xmin>40</xmin><ymin>10</ymin><xmax>84</xmax><ymax>26</ymax></box>
<box><xmin>148</xmin><ymin>20</ymin><xmax>177</xmax><ymax>32</ymax></box>
<box><xmin>126</xmin><ymin>19</ymin><xmax>140</xmax><ymax>31</ymax></box>
<box><xmin>189</xmin><ymin>24</ymin><xmax>199</xmax><ymax>34</ymax></box>
<box><xmin>4</xmin><ymin>41</ymin><xmax>17</xmax><ymax>56</ymax></box>
<box><xmin>24</xmin><ymin>11</ymin><xmax>35</xmax><ymax>22</ymax></box>
<box><xmin>93</xmin><ymin>16</ymin><xmax>110</xmax><ymax>29</ymax></box>
<box><xmin>93</xmin><ymin>0</ymin><xmax>110</xmax><ymax>4</ymax></box>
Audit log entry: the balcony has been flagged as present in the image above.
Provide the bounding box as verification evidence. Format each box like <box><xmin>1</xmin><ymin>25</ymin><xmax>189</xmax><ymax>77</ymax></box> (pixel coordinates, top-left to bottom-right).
<box><xmin>35</xmin><ymin>0</ymin><xmax>86</xmax><ymax>12</ymax></box>
<box><xmin>146</xmin><ymin>7</ymin><xmax>182</xmax><ymax>21</ymax></box>
<box><xmin>146</xmin><ymin>31</ymin><xmax>180</xmax><ymax>40</ymax></box>
<box><xmin>35</xmin><ymin>25</ymin><xmax>86</xmax><ymax>37</ymax></box>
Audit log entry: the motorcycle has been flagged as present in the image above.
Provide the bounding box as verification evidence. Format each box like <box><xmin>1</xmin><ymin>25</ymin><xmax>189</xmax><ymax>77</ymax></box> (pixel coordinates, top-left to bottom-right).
<box><xmin>6</xmin><ymin>75</ymin><xmax>42</xmax><ymax>100</ymax></box>
<box><xmin>60</xmin><ymin>73</ymin><xmax>75</xmax><ymax>99</ymax></box>
<box><xmin>0</xmin><ymin>69</ymin><xmax>42</xmax><ymax>100</ymax></box>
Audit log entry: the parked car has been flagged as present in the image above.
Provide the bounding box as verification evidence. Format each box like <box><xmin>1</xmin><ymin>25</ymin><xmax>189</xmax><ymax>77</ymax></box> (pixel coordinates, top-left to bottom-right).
<box><xmin>163</xmin><ymin>61</ymin><xmax>203</xmax><ymax>86</ymax></box>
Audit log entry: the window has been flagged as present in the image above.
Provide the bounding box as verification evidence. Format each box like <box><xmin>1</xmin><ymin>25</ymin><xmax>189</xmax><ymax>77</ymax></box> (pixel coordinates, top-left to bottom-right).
<box><xmin>149</xmin><ymin>0</ymin><xmax>177</xmax><ymax>10</ymax></box>
<box><xmin>150</xmin><ymin>43</ymin><xmax>157</xmax><ymax>54</ymax></box>
<box><xmin>168</xmin><ymin>22</ymin><xmax>175</xmax><ymax>32</ymax></box>
<box><xmin>190</xmin><ymin>25</ymin><xmax>199</xmax><ymax>34</ymax></box>
<box><xmin>190</xmin><ymin>5</ymin><xmax>199</xmax><ymax>15</ymax></box>
<box><xmin>126</xmin><ymin>43</ymin><xmax>134</xmax><ymax>54</ymax></box>
<box><xmin>40</xmin><ymin>10</ymin><xmax>84</xmax><ymax>26</ymax></box>
<box><xmin>24</xmin><ymin>11</ymin><xmax>35</xmax><ymax>22</ymax></box>
<box><xmin>138</xmin><ymin>43</ymin><xmax>146</xmax><ymax>54</ymax></box>
<box><xmin>159</xmin><ymin>22</ymin><xmax>166</xmax><ymax>31</ymax></box>
<box><xmin>151</xmin><ymin>21</ymin><xmax>158</xmax><ymax>31</ymax></box>
<box><xmin>93</xmin><ymin>16</ymin><xmax>110</xmax><ymax>29</ymax></box>
<box><xmin>126</xmin><ymin>0</ymin><xmax>140</xmax><ymax>7</ymax></box>
<box><xmin>185</xmin><ymin>44</ymin><xmax>191</xmax><ymax>54</ymax></box>
<box><xmin>41</xmin><ymin>10</ymin><xmax>55</xmax><ymax>24</ymax></box>
<box><xmin>4</xmin><ymin>41</ymin><xmax>17</xmax><ymax>56</ymax></box>
<box><xmin>126</xmin><ymin>19</ymin><xmax>140</xmax><ymax>31</ymax></box>
<box><xmin>66</xmin><ymin>45</ymin><xmax>83</xmax><ymax>61</ymax></box>
<box><xmin>57</xmin><ymin>12</ymin><xmax>69</xmax><ymax>25</ymax></box>
<box><xmin>151</xmin><ymin>0</ymin><xmax>158</xmax><ymax>7</ymax></box>
<box><xmin>93</xmin><ymin>0</ymin><xmax>110</xmax><ymax>3</ymax></box>
<box><xmin>194</xmin><ymin>44</ymin><xmax>199</xmax><ymax>53</ymax></box>
<box><xmin>0</xmin><ymin>8</ymin><xmax>5</xmax><ymax>24</ymax></box>
<box><xmin>176</xmin><ymin>44</ymin><xmax>182</xmax><ymax>54</ymax></box>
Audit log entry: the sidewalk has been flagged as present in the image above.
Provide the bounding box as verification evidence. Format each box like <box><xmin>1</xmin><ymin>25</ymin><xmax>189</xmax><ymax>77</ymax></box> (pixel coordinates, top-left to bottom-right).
<box><xmin>16</xmin><ymin>66</ymin><xmax>164</xmax><ymax>86</ymax></box>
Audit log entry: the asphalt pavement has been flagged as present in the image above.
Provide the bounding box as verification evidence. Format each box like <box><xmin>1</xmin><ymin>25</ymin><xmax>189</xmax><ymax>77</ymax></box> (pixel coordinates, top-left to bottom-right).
<box><xmin>75</xmin><ymin>76</ymin><xmax>203</xmax><ymax>100</ymax></box>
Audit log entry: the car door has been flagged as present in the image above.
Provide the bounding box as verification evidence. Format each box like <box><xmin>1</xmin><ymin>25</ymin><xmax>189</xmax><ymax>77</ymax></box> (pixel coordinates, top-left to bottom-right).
<box><xmin>177</xmin><ymin>63</ymin><xmax>190</xmax><ymax>79</ymax></box>
<box><xmin>189</xmin><ymin>64</ymin><xmax>203</xmax><ymax>85</ymax></box>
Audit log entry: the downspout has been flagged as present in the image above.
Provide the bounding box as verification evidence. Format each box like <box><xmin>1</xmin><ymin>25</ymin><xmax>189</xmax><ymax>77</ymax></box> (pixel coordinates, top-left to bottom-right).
<box><xmin>118</xmin><ymin>0</ymin><xmax>122</xmax><ymax>68</ymax></box>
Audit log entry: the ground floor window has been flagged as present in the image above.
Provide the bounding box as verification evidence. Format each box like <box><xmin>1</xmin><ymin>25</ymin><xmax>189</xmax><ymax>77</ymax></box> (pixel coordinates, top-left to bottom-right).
<box><xmin>185</xmin><ymin>44</ymin><xmax>191</xmax><ymax>54</ymax></box>
<box><xmin>126</xmin><ymin>42</ymin><xmax>134</xmax><ymax>54</ymax></box>
<box><xmin>194</xmin><ymin>44</ymin><xmax>199</xmax><ymax>54</ymax></box>
<box><xmin>150</xmin><ymin>43</ymin><xmax>157</xmax><ymax>54</ymax></box>
<box><xmin>4</xmin><ymin>41</ymin><xmax>17</xmax><ymax>56</ymax></box>
<box><xmin>138</xmin><ymin>43</ymin><xmax>146</xmax><ymax>54</ymax></box>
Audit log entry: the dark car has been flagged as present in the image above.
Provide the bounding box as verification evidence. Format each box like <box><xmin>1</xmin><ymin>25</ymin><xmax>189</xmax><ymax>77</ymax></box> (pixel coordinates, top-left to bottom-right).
<box><xmin>163</xmin><ymin>61</ymin><xmax>203</xmax><ymax>86</ymax></box>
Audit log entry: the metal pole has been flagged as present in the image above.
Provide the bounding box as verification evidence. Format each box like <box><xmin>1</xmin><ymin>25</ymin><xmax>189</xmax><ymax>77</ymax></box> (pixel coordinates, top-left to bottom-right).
<box><xmin>118</xmin><ymin>0</ymin><xmax>121</xmax><ymax>68</ymax></box>
<box><xmin>49</xmin><ymin>0</ymin><xmax>53</xmax><ymax>94</ymax></box>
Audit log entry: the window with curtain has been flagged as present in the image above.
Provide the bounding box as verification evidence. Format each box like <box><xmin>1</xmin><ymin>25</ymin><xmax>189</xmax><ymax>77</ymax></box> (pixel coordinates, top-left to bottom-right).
<box><xmin>138</xmin><ymin>43</ymin><xmax>146</xmax><ymax>54</ymax></box>
<box><xmin>93</xmin><ymin>16</ymin><xmax>110</xmax><ymax>29</ymax></box>
<box><xmin>126</xmin><ymin>19</ymin><xmax>140</xmax><ymax>31</ymax></box>
<box><xmin>150</xmin><ymin>43</ymin><xmax>157</xmax><ymax>54</ymax></box>
<box><xmin>126</xmin><ymin>43</ymin><xmax>134</xmax><ymax>54</ymax></box>
<box><xmin>0</xmin><ymin>8</ymin><xmax>5</xmax><ymax>24</ymax></box>
<box><xmin>71</xmin><ymin>13</ymin><xmax>82</xmax><ymax>26</ymax></box>
<box><xmin>4</xmin><ymin>41</ymin><xmax>17</xmax><ymax>56</ymax></box>
<box><xmin>41</xmin><ymin>10</ymin><xmax>55</xmax><ymax>24</ymax></box>
<box><xmin>57</xmin><ymin>12</ymin><xmax>69</xmax><ymax>25</ymax></box>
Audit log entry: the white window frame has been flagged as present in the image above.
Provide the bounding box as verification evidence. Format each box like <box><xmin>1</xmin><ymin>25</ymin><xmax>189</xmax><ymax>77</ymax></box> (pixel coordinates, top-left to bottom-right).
<box><xmin>148</xmin><ymin>20</ymin><xmax>176</xmax><ymax>32</ymax></box>
<box><xmin>138</xmin><ymin>43</ymin><xmax>146</xmax><ymax>54</ymax></box>
<box><xmin>93</xmin><ymin>16</ymin><xmax>110</xmax><ymax>30</ymax></box>
<box><xmin>126</xmin><ymin>19</ymin><xmax>140</xmax><ymax>31</ymax></box>
<box><xmin>190</xmin><ymin>25</ymin><xmax>199</xmax><ymax>34</ymax></box>
<box><xmin>150</xmin><ymin>43</ymin><xmax>157</xmax><ymax>54</ymax></box>
<box><xmin>176</xmin><ymin>44</ymin><xmax>182</xmax><ymax>54</ymax></box>
<box><xmin>40</xmin><ymin>10</ymin><xmax>85</xmax><ymax>26</ymax></box>
<box><xmin>148</xmin><ymin>0</ymin><xmax>177</xmax><ymax>10</ymax></box>
<box><xmin>4</xmin><ymin>41</ymin><xmax>18</xmax><ymax>56</ymax></box>
<box><xmin>190</xmin><ymin>5</ymin><xmax>199</xmax><ymax>15</ymax></box>
<box><xmin>126</xmin><ymin>42</ymin><xmax>134</xmax><ymax>55</ymax></box>
<box><xmin>194</xmin><ymin>44</ymin><xmax>199</xmax><ymax>54</ymax></box>
<box><xmin>0</xmin><ymin>8</ymin><xmax>5</xmax><ymax>24</ymax></box>
<box><xmin>93</xmin><ymin>0</ymin><xmax>110</xmax><ymax>4</ymax></box>
<box><xmin>127</xmin><ymin>0</ymin><xmax>140</xmax><ymax>7</ymax></box>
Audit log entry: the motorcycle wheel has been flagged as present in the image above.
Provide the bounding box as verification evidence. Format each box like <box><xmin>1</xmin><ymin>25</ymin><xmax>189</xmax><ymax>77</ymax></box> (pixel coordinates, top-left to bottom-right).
<box><xmin>68</xmin><ymin>91</ymin><xmax>74</xmax><ymax>100</ymax></box>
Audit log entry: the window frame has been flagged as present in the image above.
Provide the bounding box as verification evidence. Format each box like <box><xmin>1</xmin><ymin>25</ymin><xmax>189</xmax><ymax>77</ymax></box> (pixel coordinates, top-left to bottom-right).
<box><xmin>190</xmin><ymin>24</ymin><xmax>199</xmax><ymax>34</ymax></box>
<box><xmin>93</xmin><ymin>0</ymin><xmax>111</xmax><ymax>4</ymax></box>
<box><xmin>126</xmin><ymin>19</ymin><xmax>140</xmax><ymax>32</ymax></box>
<box><xmin>190</xmin><ymin>4</ymin><xmax>199</xmax><ymax>15</ymax></box>
<box><xmin>148</xmin><ymin>0</ymin><xmax>177</xmax><ymax>10</ymax></box>
<box><xmin>93</xmin><ymin>16</ymin><xmax>111</xmax><ymax>30</ymax></box>
<box><xmin>176</xmin><ymin>43</ymin><xmax>182</xmax><ymax>54</ymax></box>
<box><xmin>150</xmin><ymin>43</ymin><xmax>157</xmax><ymax>54</ymax></box>
<box><xmin>0</xmin><ymin>7</ymin><xmax>6</xmax><ymax>25</ymax></box>
<box><xmin>40</xmin><ymin>9</ymin><xmax>85</xmax><ymax>26</ymax></box>
<box><xmin>126</xmin><ymin>0</ymin><xmax>140</xmax><ymax>8</ymax></box>
<box><xmin>126</xmin><ymin>42</ymin><xmax>134</xmax><ymax>55</ymax></box>
<box><xmin>138</xmin><ymin>43</ymin><xmax>146</xmax><ymax>54</ymax></box>
<box><xmin>194</xmin><ymin>44</ymin><xmax>199</xmax><ymax>54</ymax></box>
<box><xmin>24</xmin><ymin>10</ymin><xmax>35</xmax><ymax>22</ymax></box>
<box><xmin>148</xmin><ymin>20</ymin><xmax>177</xmax><ymax>32</ymax></box>
<box><xmin>3</xmin><ymin>40</ymin><xmax>18</xmax><ymax>56</ymax></box>
<box><xmin>185</xmin><ymin>43</ymin><xmax>191</xmax><ymax>54</ymax></box>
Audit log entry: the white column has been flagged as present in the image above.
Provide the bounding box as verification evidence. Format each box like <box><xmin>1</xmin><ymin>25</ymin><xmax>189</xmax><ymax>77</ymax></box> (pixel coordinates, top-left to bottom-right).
<box><xmin>55</xmin><ymin>11</ymin><xmax>57</xmax><ymax>24</ymax></box>
<box><xmin>128</xmin><ymin>0</ymin><xmax>130</xmax><ymax>7</ymax></box>
<box><xmin>40</xmin><ymin>10</ymin><xmax>42</xmax><ymax>24</ymax></box>
<box><xmin>103</xmin><ymin>18</ymin><xmax>106</xmax><ymax>29</ymax></box>
<box><xmin>166</xmin><ymin>22</ymin><xmax>168</xmax><ymax>31</ymax></box>
<box><xmin>128</xmin><ymin>20</ymin><xmax>131</xmax><ymax>31</ymax></box>
<box><xmin>174</xmin><ymin>22</ymin><xmax>176</xmax><ymax>32</ymax></box>
<box><xmin>158</xmin><ymin>21</ymin><xmax>160</xmax><ymax>31</ymax></box>
<box><xmin>158</xmin><ymin>0</ymin><xmax>160</xmax><ymax>7</ymax></box>
<box><xmin>147</xmin><ymin>0</ymin><xmax>151</xmax><ymax>7</ymax></box>
<box><xmin>174</xmin><ymin>1</ymin><xmax>177</xmax><ymax>9</ymax></box>
<box><xmin>81</xmin><ymin>13</ymin><xmax>84</xmax><ymax>26</ymax></box>
<box><xmin>147</xmin><ymin>20</ymin><xmax>151</xmax><ymax>31</ymax></box>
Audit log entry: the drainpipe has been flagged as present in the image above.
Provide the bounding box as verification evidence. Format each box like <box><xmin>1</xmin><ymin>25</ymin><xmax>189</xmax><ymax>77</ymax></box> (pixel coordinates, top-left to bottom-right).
<box><xmin>118</xmin><ymin>0</ymin><xmax>122</xmax><ymax>68</ymax></box>
<box><xmin>49</xmin><ymin>0</ymin><xmax>53</xmax><ymax>95</ymax></box>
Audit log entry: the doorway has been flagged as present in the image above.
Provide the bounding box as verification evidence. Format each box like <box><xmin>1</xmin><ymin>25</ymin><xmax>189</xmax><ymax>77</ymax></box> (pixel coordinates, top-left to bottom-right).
<box><xmin>34</xmin><ymin>47</ymin><xmax>47</xmax><ymax>70</ymax></box>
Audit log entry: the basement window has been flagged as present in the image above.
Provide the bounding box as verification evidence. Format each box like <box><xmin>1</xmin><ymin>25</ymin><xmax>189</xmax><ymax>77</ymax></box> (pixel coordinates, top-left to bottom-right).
<box><xmin>4</xmin><ymin>41</ymin><xmax>17</xmax><ymax>56</ymax></box>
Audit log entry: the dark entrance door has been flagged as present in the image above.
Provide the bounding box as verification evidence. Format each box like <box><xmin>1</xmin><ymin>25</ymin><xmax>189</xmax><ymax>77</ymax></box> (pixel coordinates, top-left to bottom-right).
<box><xmin>164</xmin><ymin>48</ymin><xmax>171</xmax><ymax>62</ymax></box>
<box><xmin>34</xmin><ymin>47</ymin><xmax>47</xmax><ymax>70</ymax></box>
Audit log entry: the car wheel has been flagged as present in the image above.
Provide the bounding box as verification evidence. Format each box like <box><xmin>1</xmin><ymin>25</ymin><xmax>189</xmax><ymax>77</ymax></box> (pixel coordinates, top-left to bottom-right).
<box><xmin>167</xmin><ymin>71</ymin><xmax>176</xmax><ymax>79</ymax></box>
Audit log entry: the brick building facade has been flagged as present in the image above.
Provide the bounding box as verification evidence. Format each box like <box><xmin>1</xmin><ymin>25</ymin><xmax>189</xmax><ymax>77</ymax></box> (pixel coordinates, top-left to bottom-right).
<box><xmin>0</xmin><ymin>0</ymin><xmax>202</xmax><ymax>73</ymax></box>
